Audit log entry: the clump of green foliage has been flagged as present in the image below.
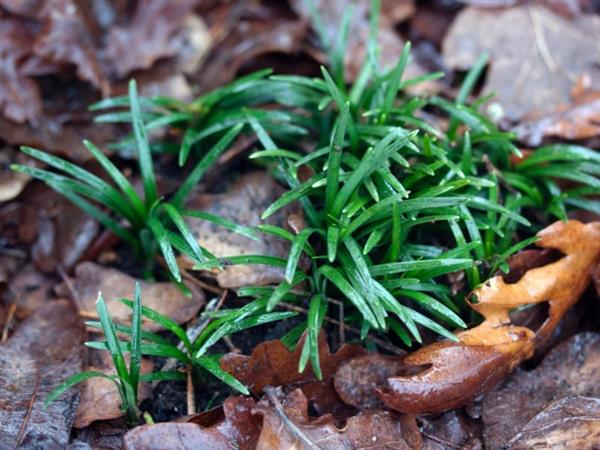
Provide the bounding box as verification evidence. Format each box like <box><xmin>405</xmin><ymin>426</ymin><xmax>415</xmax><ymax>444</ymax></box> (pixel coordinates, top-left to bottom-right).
<box><xmin>12</xmin><ymin>80</ymin><xmax>257</xmax><ymax>282</ymax></box>
<box><xmin>47</xmin><ymin>285</ymin><xmax>296</xmax><ymax>423</ymax></box>
<box><xmin>191</xmin><ymin>2</ymin><xmax>600</xmax><ymax>376</ymax></box>
<box><xmin>91</xmin><ymin>70</ymin><xmax>309</xmax><ymax>166</ymax></box>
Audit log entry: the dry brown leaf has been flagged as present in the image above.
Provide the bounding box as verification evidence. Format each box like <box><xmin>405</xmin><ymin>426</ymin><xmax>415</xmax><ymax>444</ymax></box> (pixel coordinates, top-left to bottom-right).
<box><xmin>221</xmin><ymin>332</ymin><xmax>365</xmax><ymax>416</ymax></box>
<box><xmin>443</xmin><ymin>4</ymin><xmax>600</xmax><ymax>119</ymax></box>
<box><xmin>35</xmin><ymin>0</ymin><xmax>109</xmax><ymax>96</ymax></box>
<box><xmin>58</xmin><ymin>262</ymin><xmax>205</xmax><ymax>331</ymax></box>
<box><xmin>0</xmin><ymin>299</ymin><xmax>85</xmax><ymax>448</ymax></box>
<box><xmin>185</xmin><ymin>171</ymin><xmax>297</xmax><ymax>289</ymax></box>
<box><xmin>254</xmin><ymin>387</ymin><xmax>422</xmax><ymax>450</ymax></box>
<box><xmin>504</xmin><ymin>396</ymin><xmax>600</xmax><ymax>449</ymax></box>
<box><xmin>513</xmin><ymin>90</ymin><xmax>600</xmax><ymax>146</ymax></box>
<box><xmin>122</xmin><ymin>396</ymin><xmax>261</xmax><ymax>450</ymax></box>
<box><xmin>104</xmin><ymin>0</ymin><xmax>203</xmax><ymax>79</ymax></box>
<box><xmin>376</xmin><ymin>220</ymin><xmax>600</xmax><ymax>414</ymax></box>
<box><xmin>74</xmin><ymin>353</ymin><xmax>154</xmax><ymax>428</ymax></box>
<box><xmin>0</xmin><ymin>18</ymin><xmax>42</xmax><ymax>124</ymax></box>
<box><xmin>482</xmin><ymin>332</ymin><xmax>600</xmax><ymax>448</ymax></box>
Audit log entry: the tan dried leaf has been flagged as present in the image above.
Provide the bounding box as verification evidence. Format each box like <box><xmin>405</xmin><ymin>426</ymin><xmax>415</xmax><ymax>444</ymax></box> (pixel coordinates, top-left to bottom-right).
<box><xmin>377</xmin><ymin>220</ymin><xmax>600</xmax><ymax>414</ymax></box>
<box><xmin>60</xmin><ymin>262</ymin><xmax>205</xmax><ymax>331</ymax></box>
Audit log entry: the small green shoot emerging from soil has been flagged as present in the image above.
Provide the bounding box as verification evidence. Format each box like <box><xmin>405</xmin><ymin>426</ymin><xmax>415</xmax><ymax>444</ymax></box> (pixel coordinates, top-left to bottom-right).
<box><xmin>12</xmin><ymin>80</ymin><xmax>257</xmax><ymax>282</ymax></box>
<box><xmin>46</xmin><ymin>285</ymin><xmax>295</xmax><ymax>421</ymax></box>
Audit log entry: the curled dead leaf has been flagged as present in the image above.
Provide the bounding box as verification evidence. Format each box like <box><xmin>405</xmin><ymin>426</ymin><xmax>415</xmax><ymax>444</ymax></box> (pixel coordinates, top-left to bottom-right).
<box><xmin>58</xmin><ymin>262</ymin><xmax>205</xmax><ymax>331</ymax></box>
<box><xmin>375</xmin><ymin>220</ymin><xmax>600</xmax><ymax>414</ymax></box>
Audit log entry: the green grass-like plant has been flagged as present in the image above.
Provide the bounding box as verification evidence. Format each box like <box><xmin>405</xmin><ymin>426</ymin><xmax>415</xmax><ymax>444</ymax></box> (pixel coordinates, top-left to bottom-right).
<box><xmin>12</xmin><ymin>80</ymin><xmax>258</xmax><ymax>282</ymax></box>
<box><xmin>46</xmin><ymin>285</ymin><xmax>297</xmax><ymax>421</ymax></box>
<box><xmin>190</xmin><ymin>2</ymin><xmax>600</xmax><ymax>377</ymax></box>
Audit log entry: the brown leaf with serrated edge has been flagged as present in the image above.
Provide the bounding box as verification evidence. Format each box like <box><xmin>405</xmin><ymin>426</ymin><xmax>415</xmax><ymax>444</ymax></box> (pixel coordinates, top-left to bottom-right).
<box><xmin>376</xmin><ymin>220</ymin><xmax>600</xmax><ymax>414</ymax></box>
<box><xmin>254</xmin><ymin>387</ymin><xmax>422</xmax><ymax>450</ymax></box>
<box><xmin>57</xmin><ymin>262</ymin><xmax>205</xmax><ymax>332</ymax></box>
<box><xmin>221</xmin><ymin>332</ymin><xmax>365</xmax><ymax>416</ymax></box>
<box><xmin>122</xmin><ymin>396</ymin><xmax>261</xmax><ymax>450</ymax></box>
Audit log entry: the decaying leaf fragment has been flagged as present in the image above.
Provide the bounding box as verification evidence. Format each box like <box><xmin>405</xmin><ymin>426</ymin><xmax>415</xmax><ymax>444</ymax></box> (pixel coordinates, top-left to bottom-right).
<box><xmin>254</xmin><ymin>387</ymin><xmax>422</xmax><ymax>450</ymax></box>
<box><xmin>57</xmin><ymin>262</ymin><xmax>205</xmax><ymax>332</ymax></box>
<box><xmin>376</xmin><ymin>220</ymin><xmax>600</xmax><ymax>414</ymax></box>
<box><xmin>221</xmin><ymin>332</ymin><xmax>365</xmax><ymax>416</ymax></box>
<box><xmin>122</xmin><ymin>396</ymin><xmax>261</xmax><ymax>450</ymax></box>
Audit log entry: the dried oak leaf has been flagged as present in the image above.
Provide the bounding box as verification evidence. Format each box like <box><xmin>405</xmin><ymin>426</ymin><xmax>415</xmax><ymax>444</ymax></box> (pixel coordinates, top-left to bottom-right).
<box><xmin>74</xmin><ymin>352</ymin><xmax>154</xmax><ymax>428</ymax></box>
<box><xmin>254</xmin><ymin>387</ymin><xmax>422</xmax><ymax>450</ymax></box>
<box><xmin>221</xmin><ymin>332</ymin><xmax>365</xmax><ymax>416</ymax></box>
<box><xmin>376</xmin><ymin>220</ymin><xmax>600</xmax><ymax>414</ymax></box>
<box><xmin>0</xmin><ymin>299</ymin><xmax>85</xmax><ymax>448</ymax></box>
<box><xmin>185</xmin><ymin>171</ymin><xmax>297</xmax><ymax>289</ymax></box>
<box><xmin>443</xmin><ymin>4</ymin><xmax>600</xmax><ymax>119</ymax></box>
<box><xmin>58</xmin><ymin>262</ymin><xmax>205</xmax><ymax>331</ymax></box>
<box><xmin>122</xmin><ymin>396</ymin><xmax>261</xmax><ymax>450</ymax></box>
<box><xmin>482</xmin><ymin>332</ymin><xmax>600</xmax><ymax>448</ymax></box>
<box><xmin>103</xmin><ymin>0</ymin><xmax>203</xmax><ymax>79</ymax></box>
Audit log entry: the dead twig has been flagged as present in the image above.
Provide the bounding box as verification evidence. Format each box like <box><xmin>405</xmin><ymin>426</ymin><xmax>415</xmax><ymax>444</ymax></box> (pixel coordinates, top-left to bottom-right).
<box><xmin>15</xmin><ymin>365</ymin><xmax>40</xmax><ymax>448</ymax></box>
<box><xmin>1</xmin><ymin>302</ymin><xmax>17</xmax><ymax>343</ymax></box>
<box><xmin>186</xmin><ymin>365</ymin><xmax>196</xmax><ymax>415</ymax></box>
<box><xmin>264</xmin><ymin>387</ymin><xmax>320</xmax><ymax>450</ymax></box>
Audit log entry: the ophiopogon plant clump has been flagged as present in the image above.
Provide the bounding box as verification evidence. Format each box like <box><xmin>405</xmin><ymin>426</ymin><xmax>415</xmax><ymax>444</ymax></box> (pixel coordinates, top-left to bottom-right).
<box><xmin>192</xmin><ymin>2</ymin><xmax>600</xmax><ymax>377</ymax></box>
<box><xmin>47</xmin><ymin>284</ymin><xmax>296</xmax><ymax>424</ymax></box>
<box><xmin>12</xmin><ymin>80</ymin><xmax>258</xmax><ymax>282</ymax></box>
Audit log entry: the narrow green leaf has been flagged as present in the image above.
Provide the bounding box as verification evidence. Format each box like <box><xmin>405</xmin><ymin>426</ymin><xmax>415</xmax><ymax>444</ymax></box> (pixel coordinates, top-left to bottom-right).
<box><xmin>129</xmin><ymin>79</ymin><xmax>157</xmax><ymax>204</ymax></box>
